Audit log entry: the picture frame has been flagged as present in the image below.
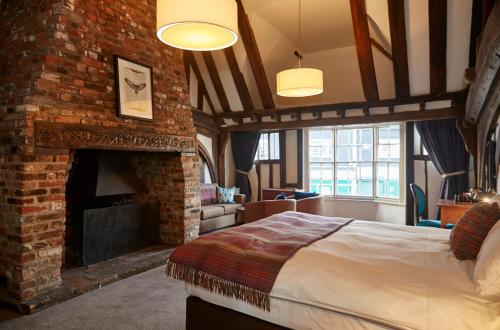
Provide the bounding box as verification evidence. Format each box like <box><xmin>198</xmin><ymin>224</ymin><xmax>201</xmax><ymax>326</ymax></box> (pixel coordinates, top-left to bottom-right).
<box><xmin>114</xmin><ymin>55</ymin><xmax>154</xmax><ymax>121</ymax></box>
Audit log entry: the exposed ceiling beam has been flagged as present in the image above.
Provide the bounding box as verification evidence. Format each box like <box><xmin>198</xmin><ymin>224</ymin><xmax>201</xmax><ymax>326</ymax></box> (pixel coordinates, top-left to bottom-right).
<box><xmin>469</xmin><ymin>0</ymin><xmax>483</xmax><ymax>67</ymax></box>
<box><xmin>350</xmin><ymin>0</ymin><xmax>379</xmax><ymax>101</ymax></box>
<box><xmin>197</xmin><ymin>84</ymin><xmax>204</xmax><ymax>110</ymax></box>
<box><xmin>184</xmin><ymin>51</ymin><xmax>215</xmax><ymax>114</ymax></box>
<box><xmin>202</xmin><ymin>52</ymin><xmax>231</xmax><ymax>112</ymax></box>
<box><xmin>236</xmin><ymin>0</ymin><xmax>276</xmax><ymax>109</ymax></box>
<box><xmin>224</xmin><ymin>47</ymin><xmax>255</xmax><ymax>111</ymax></box>
<box><xmin>428</xmin><ymin>0</ymin><xmax>447</xmax><ymax>94</ymax></box>
<box><xmin>370</xmin><ymin>37</ymin><xmax>392</xmax><ymax>61</ymax></box>
<box><xmin>222</xmin><ymin>106</ymin><xmax>464</xmax><ymax>132</ymax></box>
<box><xmin>388</xmin><ymin>0</ymin><xmax>410</xmax><ymax>98</ymax></box>
<box><xmin>183</xmin><ymin>51</ymin><xmax>190</xmax><ymax>88</ymax></box>
<box><xmin>216</xmin><ymin>90</ymin><xmax>466</xmax><ymax>119</ymax></box>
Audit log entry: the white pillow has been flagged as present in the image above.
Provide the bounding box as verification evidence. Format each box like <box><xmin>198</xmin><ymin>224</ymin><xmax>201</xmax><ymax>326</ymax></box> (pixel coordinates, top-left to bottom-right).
<box><xmin>474</xmin><ymin>220</ymin><xmax>500</xmax><ymax>296</ymax></box>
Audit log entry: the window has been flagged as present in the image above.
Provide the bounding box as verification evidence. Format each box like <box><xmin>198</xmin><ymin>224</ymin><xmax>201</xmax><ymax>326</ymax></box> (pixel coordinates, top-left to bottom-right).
<box><xmin>307</xmin><ymin>124</ymin><xmax>402</xmax><ymax>200</ymax></box>
<box><xmin>255</xmin><ymin>132</ymin><xmax>280</xmax><ymax>161</ymax></box>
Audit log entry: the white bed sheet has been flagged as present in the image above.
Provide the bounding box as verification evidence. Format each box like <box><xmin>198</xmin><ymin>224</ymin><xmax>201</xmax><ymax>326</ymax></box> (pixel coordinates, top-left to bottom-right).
<box><xmin>186</xmin><ymin>217</ymin><xmax>500</xmax><ymax>330</ymax></box>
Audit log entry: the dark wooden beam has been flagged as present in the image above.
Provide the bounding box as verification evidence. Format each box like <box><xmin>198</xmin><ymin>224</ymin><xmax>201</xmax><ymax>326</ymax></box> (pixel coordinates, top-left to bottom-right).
<box><xmin>192</xmin><ymin>108</ymin><xmax>218</xmax><ymax>135</ymax></box>
<box><xmin>405</xmin><ymin>122</ymin><xmax>415</xmax><ymax>226</ymax></box>
<box><xmin>236</xmin><ymin>0</ymin><xmax>276</xmax><ymax>109</ymax></box>
<box><xmin>469</xmin><ymin>0</ymin><xmax>483</xmax><ymax>67</ymax></box>
<box><xmin>197</xmin><ymin>85</ymin><xmax>204</xmax><ymax>110</ymax></box>
<box><xmin>350</xmin><ymin>0</ymin><xmax>379</xmax><ymax>101</ymax></box>
<box><xmin>216</xmin><ymin>90</ymin><xmax>467</xmax><ymax>120</ymax></box>
<box><xmin>222</xmin><ymin>106</ymin><xmax>464</xmax><ymax>131</ymax></box>
<box><xmin>183</xmin><ymin>51</ymin><xmax>190</xmax><ymax>87</ymax></box>
<box><xmin>387</xmin><ymin>0</ymin><xmax>410</xmax><ymax>98</ymax></box>
<box><xmin>224</xmin><ymin>47</ymin><xmax>255</xmax><ymax>111</ymax></box>
<box><xmin>370</xmin><ymin>37</ymin><xmax>392</xmax><ymax>61</ymax></box>
<box><xmin>185</xmin><ymin>51</ymin><xmax>215</xmax><ymax>114</ymax></box>
<box><xmin>428</xmin><ymin>0</ymin><xmax>447</xmax><ymax>94</ymax></box>
<box><xmin>202</xmin><ymin>52</ymin><xmax>231</xmax><ymax>112</ymax></box>
<box><xmin>217</xmin><ymin>130</ymin><xmax>229</xmax><ymax>186</ymax></box>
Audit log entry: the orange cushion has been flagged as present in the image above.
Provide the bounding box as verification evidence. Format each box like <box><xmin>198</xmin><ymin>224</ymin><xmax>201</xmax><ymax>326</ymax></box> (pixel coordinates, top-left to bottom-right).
<box><xmin>450</xmin><ymin>202</ymin><xmax>500</xmax><ymax>260</ymax></box>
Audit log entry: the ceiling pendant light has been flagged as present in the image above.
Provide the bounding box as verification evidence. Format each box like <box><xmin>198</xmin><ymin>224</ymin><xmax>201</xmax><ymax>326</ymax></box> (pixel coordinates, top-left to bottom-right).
<box><xmin>276</xmin><ymin>0</ymin><xmax>323</xmax><ymax>97</ymax></box>
<box><xmin>156</xmin><ymin>0</ymin><xmax>238</xmax><ymax>51</ymax></box>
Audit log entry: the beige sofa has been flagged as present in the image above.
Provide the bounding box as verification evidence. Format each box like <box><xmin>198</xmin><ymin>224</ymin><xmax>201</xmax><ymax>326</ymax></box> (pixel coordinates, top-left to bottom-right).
<box><xmin>199</xmin><ymin>184</ymin><xmax>245</xmax><ymax>233</ymax></box>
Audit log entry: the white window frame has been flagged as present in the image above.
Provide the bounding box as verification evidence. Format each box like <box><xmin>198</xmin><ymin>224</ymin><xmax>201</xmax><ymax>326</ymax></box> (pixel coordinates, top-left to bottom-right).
<box><xmin>255</xmin><ymin>131</ymin><xmax>280</xmax><ymax>162</ymax></box>
<box><xmin>304</xmin><ymin>123</ymin><xmax>406</xmax><ymax>205</ymax></box>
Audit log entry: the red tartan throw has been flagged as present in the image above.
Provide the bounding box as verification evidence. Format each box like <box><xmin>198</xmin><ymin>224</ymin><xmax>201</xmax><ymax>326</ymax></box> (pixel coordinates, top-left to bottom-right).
<box><xmin>166</xmin><ymin>211</ymin><xmax>353</xmax><ymax>311</ymax></box>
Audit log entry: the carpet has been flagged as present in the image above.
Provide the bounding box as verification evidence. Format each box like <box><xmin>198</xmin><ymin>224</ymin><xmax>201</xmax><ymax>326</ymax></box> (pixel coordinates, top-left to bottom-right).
<box><xmin>0</xmin><ymin>266</ymin><xmax>187</xmax><ymax>330</ymax></box>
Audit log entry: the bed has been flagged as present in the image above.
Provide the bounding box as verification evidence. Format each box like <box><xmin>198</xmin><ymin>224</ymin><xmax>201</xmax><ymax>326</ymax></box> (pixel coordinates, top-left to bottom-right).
<box><xmin>167</xmin><ymin>212</ymin><xmax>500</xmax><ymax>330</ymax></box>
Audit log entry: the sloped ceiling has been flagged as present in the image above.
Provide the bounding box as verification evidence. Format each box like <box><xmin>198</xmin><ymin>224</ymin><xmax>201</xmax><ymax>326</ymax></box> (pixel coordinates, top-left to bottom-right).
<box><xmin>243</xmin><ymin>0</ymin><xmax>355</xmax><ymax>53</ymax></box>
<box><xmin>188</xmin><ymin>0</ymin><xmax>473</xmax><ymax>113</ymax></box>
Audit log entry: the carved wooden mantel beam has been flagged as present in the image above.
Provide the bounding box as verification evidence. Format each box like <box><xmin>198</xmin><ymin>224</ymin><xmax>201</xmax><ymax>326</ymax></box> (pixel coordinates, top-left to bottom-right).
<box><xmin>35</xmin><ymin>122</ymin><xmax>196</xmax><ymax>153</ymax></box>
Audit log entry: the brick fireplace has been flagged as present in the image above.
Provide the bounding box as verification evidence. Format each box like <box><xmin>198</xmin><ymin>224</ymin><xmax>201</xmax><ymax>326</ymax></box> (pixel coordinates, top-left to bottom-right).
<box><xmin>0</xmin><ymin>0</ymin><xmax>201</xmax><ymax>305</ymax></box>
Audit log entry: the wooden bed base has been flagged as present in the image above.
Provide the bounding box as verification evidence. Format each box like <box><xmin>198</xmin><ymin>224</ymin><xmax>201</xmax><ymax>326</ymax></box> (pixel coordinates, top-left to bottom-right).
<box><xmin>186</xmin><ymin>296</ymin><xmax>290</xmax><ymax>330</ymax></box>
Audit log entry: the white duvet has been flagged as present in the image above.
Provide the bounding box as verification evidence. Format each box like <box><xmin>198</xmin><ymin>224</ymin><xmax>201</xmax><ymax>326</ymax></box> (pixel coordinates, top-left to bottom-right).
<box><xmin>188</xmin><ymin>217</ymin><xmax>500</xmax><ymax>330</ymax></box>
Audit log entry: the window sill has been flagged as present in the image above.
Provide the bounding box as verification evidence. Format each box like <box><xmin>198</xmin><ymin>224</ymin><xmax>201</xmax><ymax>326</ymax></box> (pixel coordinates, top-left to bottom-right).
<box><xmin>322</xmin><ymin>196</ymin><xmax>405</xmax><ymax>206</ymax></box>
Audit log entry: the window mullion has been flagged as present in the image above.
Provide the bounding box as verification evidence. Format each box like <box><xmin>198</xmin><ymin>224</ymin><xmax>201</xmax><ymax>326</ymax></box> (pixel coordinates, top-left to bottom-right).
<box><xmin>373</xmin><ymin>127</ymin><xmax>376</xmax><ymax>199</ymax></box>
<box><xmin>333</xmin><ymin>127</ymin><xmax>336</xmax><ymax>197</ymax></box>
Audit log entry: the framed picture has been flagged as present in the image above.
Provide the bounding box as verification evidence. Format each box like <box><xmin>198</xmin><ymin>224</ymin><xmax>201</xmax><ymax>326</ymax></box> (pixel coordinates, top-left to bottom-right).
<box><xmin>114</xmin><ymin>55</ymin><xmax>154</xmax><ymax>121</ymax></box>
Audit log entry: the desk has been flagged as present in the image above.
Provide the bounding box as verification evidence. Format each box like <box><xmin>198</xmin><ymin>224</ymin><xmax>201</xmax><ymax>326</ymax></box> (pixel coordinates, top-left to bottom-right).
<box><xmin>437</xmin><ymin>199</ymin><xmax>474</xmax><ymax>228</ymax></box>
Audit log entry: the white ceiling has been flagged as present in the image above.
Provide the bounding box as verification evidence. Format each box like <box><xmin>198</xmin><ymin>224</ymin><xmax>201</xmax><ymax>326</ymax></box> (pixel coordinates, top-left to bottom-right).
<box><xmin>243</xmin><ymin>0</ymin><xmax>356</xmax><ymax>54</ymax></box>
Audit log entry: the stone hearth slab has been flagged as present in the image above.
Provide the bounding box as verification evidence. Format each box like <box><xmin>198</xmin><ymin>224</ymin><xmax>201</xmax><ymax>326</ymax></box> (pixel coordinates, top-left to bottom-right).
<box><xmin>19</xmin><ymin>245</ymin><xmax>174</xmax><ymax>314</ymax></box>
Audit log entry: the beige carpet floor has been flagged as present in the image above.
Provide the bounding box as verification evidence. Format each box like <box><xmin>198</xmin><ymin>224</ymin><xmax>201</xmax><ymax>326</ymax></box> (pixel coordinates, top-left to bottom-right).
<box><xmin>0</xmin><ymin>266</ymin><xmax>187</xmax><ymax>330</ymax></box>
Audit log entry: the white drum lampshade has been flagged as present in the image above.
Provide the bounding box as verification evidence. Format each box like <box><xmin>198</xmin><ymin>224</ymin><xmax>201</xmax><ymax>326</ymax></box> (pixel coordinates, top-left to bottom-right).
<box><xmin>156</xmin><ymin>0</ymin><xmax>238</xmax><ymax>51</ymax></box>
<box><xmin>276</xmin><ymin>68</ymin><xmax>324</xmax><ymax>97</ymax></box>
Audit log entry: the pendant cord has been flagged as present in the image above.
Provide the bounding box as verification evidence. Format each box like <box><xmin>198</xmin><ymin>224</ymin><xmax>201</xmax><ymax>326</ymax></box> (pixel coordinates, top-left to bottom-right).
<box><xmin>298</xmin><ymin>0</ymin><xmax>301</xmax><ymax>68</ymax></box>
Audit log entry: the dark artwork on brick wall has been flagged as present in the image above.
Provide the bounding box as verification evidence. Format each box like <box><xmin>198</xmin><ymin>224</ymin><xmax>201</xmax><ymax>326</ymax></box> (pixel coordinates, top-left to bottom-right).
<box><xmin>114</xmin><ymin>55</ymin><xmax>154</xmax><ymax>121</ymax></box>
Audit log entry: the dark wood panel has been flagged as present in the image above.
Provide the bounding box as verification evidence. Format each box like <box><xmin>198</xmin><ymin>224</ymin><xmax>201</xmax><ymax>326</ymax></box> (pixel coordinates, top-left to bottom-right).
<box><xmin>224</xmin><ymin>47</ymin><xmax>255</xmax><ymax>111</ymax></box>
<box><xmin>236</xmin><ymin>0</ymin><xmax>276</xmax><ymax>109</ymax></box>
<box><xmin>388</xmin><ymin>0</ymin><xmax>410</xmax><ymax>98</ymax></box>
<box><xmin>428</xmin><ymin>0</ymin><xmax>447</xmax><ymax>94</ymax></box>
<box><xmin>406</xmin><ymin>122</ymin><xmax>415</xmax><ymax>226</ymax></box>
<box><xmin>192</xmin><ymin>108</ymin><xmax>218</xmax><ymax>134</ymax></box>
<box><xmin>279</xmin><ymin>130</ymin><xmax>286</xmax><ymax>188</ymax></box>
<box><xmin>350</xmin><ymin>0</ymin><xmax>379</xmax><ymax>100</ymax></box>
<box><xmin>296</xmin><ymin>129</ymin><xmax>304</xmax><ymax>189</ymax></box>
<box><xmin>222</xmin><ymin>106</ymin><xmax>464</xmax><ymax>131</ymax></box>
<box><xmin>186</xmin><ymin>296</ymin><xmax>289</xmax><ymax>330</ymax></box>
<box><xmin>202</xmin><ymin>52</ymin><xmax>231</xmax><ymax>112</ymax></box>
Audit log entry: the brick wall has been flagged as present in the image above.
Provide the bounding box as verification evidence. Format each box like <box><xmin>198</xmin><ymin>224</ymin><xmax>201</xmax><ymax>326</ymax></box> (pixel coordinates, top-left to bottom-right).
<box><xmin>0</xmin><ymin>0</ymin><xmax>200</xmax><ymax>303</ymax></box>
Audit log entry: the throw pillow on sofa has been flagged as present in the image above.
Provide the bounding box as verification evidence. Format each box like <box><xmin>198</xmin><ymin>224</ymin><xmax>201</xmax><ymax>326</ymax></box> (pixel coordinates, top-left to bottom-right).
<box><xmin>216</xmin><ymin>186</ymin><xmax>236</xmax><ymax>204</ymax></box>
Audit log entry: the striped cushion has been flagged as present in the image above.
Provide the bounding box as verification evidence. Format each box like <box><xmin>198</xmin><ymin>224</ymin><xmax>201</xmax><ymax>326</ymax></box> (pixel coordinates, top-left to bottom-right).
<box><xmin>200</xmin><ymin>184</ymin><xmax>217</xmax><ymax>206</ymax></box>
<box><xmin>450</xmin><ymin>202</ymin><xmax>500</xmax><ymax>260</ymax></box>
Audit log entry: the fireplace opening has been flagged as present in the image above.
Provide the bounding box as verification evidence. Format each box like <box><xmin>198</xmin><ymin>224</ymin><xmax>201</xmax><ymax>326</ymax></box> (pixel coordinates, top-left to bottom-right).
<box><xmin>65</xmin><ymin>149</ymin><xmax>159</xmax><ymax>268</ymax></box>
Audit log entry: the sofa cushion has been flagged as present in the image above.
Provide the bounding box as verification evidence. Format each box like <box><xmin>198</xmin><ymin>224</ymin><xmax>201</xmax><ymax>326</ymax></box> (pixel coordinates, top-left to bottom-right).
<box><xmin>216</xmin><ymin>203</ymin><xmax>242</xmax><ymax>215</ymax></box>
<box><xmin>201</xmin><ymin>205</ymin><xmax>225</xmax><ymax>220</ymax></box>
<box><xmin>200</xmin><ymin>184</ymin><xmax>217</xmax><ymax>206</ymax></box>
